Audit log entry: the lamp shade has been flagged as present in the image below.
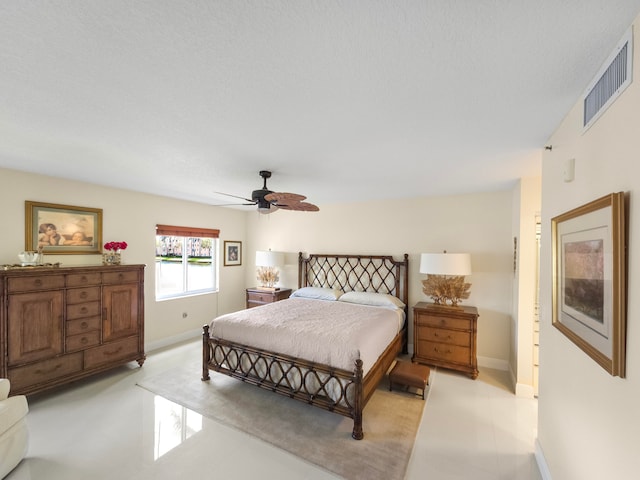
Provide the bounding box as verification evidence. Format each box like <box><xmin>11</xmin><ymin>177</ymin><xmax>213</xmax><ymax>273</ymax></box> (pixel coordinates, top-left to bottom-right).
<box><xmin>419</xmin><ymin>253</ymin><xmax>471</xmax><ymax>276</ymax></box>
<box><xmin>255</xmin><ymin>250</ymin><xmax>284</xmax><ymax>267</ymax></box>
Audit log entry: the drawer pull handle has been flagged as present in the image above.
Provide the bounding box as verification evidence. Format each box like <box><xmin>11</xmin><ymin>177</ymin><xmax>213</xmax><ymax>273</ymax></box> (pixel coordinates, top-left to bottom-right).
<box><xmin>34</xmin><ymin>279</ymin><xmax>42</xmax><ymax>286</ymax></box>
<box><xmin>80</xmin><ymin>307</ymin><xmax>88</xmax><ymax>314</ymax></box>
<box><xmin>104</xmin><ymin>346</ymin><xmax>123</xmax><ymax>357</ymax></box>
<box><xmin>434</xmin><ymin>347</ymin><xmax>453</xmax><ymax>354</ymax></box>
<box><xmin>35</xmin><ymin>364</ymin><xmax>62</xmax><ymax>375</ymax></box>
<box><xmin>81</xmin><ymin>322</ymin><xmax>88</xmax><ymax>329</ymax></box>
<box><xmin>81</xmin><ymin>276</ymin><xmax>88</xmax><ymax>283</ymax></box>
<box><xmin>81</xmin><ymin>337</ymin><xmax>89</xmax><ymax>345</ymax></box>
<box><xmin>80</xmin><ymin>291</ymin><xmax>88</xmax><ymax>299</ymax></box>
<box><xmin>433</xmin><ymin>332</ymin><xmax>452</xmax><ymax>340</ymax></box>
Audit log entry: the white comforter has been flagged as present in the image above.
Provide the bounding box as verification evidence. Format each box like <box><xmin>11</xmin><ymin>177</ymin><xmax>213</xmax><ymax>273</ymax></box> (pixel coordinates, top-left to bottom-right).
<box><xmin>209</xmin><ymin>297</ymin><xmax>404</xmax><ymax>375</ymax></box>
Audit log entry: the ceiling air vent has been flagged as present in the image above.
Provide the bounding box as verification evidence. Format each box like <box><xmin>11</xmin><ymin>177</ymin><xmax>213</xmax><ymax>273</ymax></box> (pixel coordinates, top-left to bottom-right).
<box><xmin>583</xmin><ymin>27</ymin><xmax>633</xmax><ymax>131</ymax></box>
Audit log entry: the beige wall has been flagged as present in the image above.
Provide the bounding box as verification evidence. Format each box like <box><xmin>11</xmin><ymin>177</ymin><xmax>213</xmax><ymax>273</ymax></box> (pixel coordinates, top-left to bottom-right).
<box><xmin>0</xmin><ymin>168</ymin><xmax>248</xmax><ymax>349</ymax></box>
<box><xmin>0</xmin><ymin>169</ymin><xmax>527</xmax><ymax>370</ymax></box>
<box><xmin>538</xmin><ymin>16</ymin><xmax>640</xmax><ymax>479</ymax></box>
<box><xmin>245</xmin><ymin>191</ymin><xmax>517</xmax><ymax>366</ymax></box>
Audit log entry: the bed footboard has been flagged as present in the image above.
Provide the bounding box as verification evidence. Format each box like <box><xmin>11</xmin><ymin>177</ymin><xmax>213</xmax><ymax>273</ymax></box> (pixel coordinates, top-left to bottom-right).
<box><xmin>202</xmin><ymin>324</ymin><xmax>366</xmax><ymax>439</ymax></box>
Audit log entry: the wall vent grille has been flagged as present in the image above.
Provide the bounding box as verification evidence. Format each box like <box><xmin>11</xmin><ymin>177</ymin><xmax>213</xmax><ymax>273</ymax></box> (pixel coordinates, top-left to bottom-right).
<box><xmin>583</xmin><ymin>27</ymin><xmax>633</xmax><ymax>131</ymax></box>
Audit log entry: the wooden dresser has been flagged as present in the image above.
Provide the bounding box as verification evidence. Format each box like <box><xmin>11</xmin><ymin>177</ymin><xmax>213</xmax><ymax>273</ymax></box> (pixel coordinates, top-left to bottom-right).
<box><xmin>413</xmin><ymin>302</ymin><xmax>479</xmax><ymax>379</ymax></box>
<box><xmin>0</xmin><ymin>264</ymin><xmax>145</xmax><ymax>395</ymax></box>
<box><xmin>246</xmin><ymin>288</ymin><xmax>292</xmax><ymax>308</ymax></box>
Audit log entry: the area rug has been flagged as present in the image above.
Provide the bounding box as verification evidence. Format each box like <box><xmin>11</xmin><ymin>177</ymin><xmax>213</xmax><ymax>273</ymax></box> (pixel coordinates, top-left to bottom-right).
<box><xmin>136</xmin><ymin>361</ymin><xmax>428</xmax><ymax>480</ymax></box>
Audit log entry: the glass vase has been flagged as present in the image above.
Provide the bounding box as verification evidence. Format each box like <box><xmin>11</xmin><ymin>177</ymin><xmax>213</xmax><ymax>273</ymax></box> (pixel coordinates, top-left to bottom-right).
<box><xmin>102</xmin><ymin>251</ymin><xmax>121</xmax><ymax>265</ymax></box>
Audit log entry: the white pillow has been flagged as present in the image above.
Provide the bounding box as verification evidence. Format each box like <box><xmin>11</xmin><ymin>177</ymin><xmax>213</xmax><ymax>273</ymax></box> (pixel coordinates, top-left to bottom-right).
<box><xmin>290</xmin><ymin>287</ymin><xmax>344</xmax><ymax>301</ymax></box>
<box><xmin>338</xmin><ymin>291</ymin><xmax>405</xmax><ymax>309</ymax></box>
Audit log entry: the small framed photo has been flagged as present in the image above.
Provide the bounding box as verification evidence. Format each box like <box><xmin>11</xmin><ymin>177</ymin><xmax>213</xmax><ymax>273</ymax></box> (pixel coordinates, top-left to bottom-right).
<box><xmin>551</xmin><ymin>192</ymin><xmax>626</xmax><ymax>377</ymax></box>
<box><xmin>25</xmin><ymin>201</ymin><xmax>103</xmax><ymax>255</ymax></box>
<box><xmin>223</xmin><ymin>240</ymin><xmax>242</xmax><ymax>266</ymax></box>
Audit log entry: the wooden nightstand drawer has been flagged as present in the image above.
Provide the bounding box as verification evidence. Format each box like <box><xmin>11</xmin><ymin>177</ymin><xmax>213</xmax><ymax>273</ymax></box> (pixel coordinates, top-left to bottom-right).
<box><xmin>417</xmin><ymin>340</ymin><xmax>471</xmax><ymax>365</ymax></box>
<box><xmin>417</xmin><ymin>327</ymin><xmax>470</xmax><ymax>347</ymax></box>
<box><xmin>246</xmin><ymin>288</ymin><xmax>292</xmax><ymax>308</ymax></box>
<box><xmin>247</xmin><ymin>291</ymin><xmax>274</xmax><ymax>304</ymax></box>
<box><xmin>416</xmin><ymin>313</ymin><xmax>471</xmax><ymax>331</ymax></box>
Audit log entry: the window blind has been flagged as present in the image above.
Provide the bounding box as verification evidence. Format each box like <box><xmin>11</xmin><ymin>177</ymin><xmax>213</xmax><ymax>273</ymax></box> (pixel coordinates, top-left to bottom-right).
<box><xmin>155</xmin><ymin>224</ymin><xmax>220</xmax><ymax>238</ymax></box>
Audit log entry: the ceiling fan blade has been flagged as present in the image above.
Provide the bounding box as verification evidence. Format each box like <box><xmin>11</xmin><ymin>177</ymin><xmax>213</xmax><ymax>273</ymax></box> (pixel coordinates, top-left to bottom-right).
<box><xmin>264</xmin><ymin>192</ymin><xmax>307</xmax><ymax>204</ymax></box>
<box><xmin>214</xmin><ymin>191</ymin><xmax>255</xmax><ymax>203</ymax></box>
<box><xmin>277</xmin><ymin>202</ymin><xmax>320</xmax><ymax>212</ymax></box>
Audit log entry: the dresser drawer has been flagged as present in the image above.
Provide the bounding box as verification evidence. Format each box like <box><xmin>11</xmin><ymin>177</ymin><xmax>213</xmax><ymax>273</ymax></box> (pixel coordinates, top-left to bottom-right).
<box><xmin>247</xmin><ymin>291</ymin><xmax>275</xmax><ymax>304</ymax></box>
<box><xmin>67</xmin><ymin>301</ymin><xmax>101</xmax><ymax>320</ymax></box>
<box><xmin>66</xmin><ymin>331</ymin><xmax>101</xmax><ymax>352</ymax></box>
<box><xmin>8</xmin><ymin>353</ymin><xmax>83</xmax><ymax>391</ymax></box>
<box><xmin>66</xmin><ymin>316</ymin><xmax>101</xmax><ymax>336</ymax></box>
<box><xmin>417</xmin><ymin>340</ymin><xmax>471</xmax><ymax>365</ymax></box>
<box><xmin>417</xmin><ymin>326</ymin><xmax>470</xmax><ymax>347</ymax></box>
<box><xmin>84</xmin><ymin>336</ymin><xmax>140</xmax><ymax>369</ymax></box>
<box><xmin>8</xmin><ymin>275</ymin><xmax>65</xmax><ymax>293</ymax></box>
<box><xmin>415</xmin><ymin>313</ymin><xmax>471</xmax><ymax>331</ymax></box>
<box><xmin>66</xmin><ymin>273</ymin><xmax>102</xmax><ymax>287</ymax></box>
<box><xmin>67</xmin><ymin>286</ymin><xmax>101</xmax><ymax>304</ymax></box>
<box><xmin>102</xmin><ymin>270</ymin><xmax>139</xmax><ymax>285</ymax></box>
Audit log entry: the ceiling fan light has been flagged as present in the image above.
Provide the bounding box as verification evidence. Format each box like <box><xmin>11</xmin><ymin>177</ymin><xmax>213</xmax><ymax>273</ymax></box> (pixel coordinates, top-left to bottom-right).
<box><xmin>258</xmin><ymin>206</ymin><xmax>276</xmax><ymax>214</ymax></box>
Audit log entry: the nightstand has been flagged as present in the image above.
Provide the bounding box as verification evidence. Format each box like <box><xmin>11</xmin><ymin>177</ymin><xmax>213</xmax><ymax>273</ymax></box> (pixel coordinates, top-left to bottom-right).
<box><xmin>413</xmin><ymin>302</ymin><xmax>479</xmax><ymax>379</ymax></box>
<box><xmin>246</xmin><ymin>288</ymin><xmax>292</xmax><ymax>308</ymax></box>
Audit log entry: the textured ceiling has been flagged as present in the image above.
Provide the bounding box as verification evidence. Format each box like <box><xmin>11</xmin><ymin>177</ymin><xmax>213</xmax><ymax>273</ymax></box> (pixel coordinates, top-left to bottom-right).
<box><xmin>1</xmin><ymin>1</ymin><xmax>639</xmax><ymax>209</ymax></box>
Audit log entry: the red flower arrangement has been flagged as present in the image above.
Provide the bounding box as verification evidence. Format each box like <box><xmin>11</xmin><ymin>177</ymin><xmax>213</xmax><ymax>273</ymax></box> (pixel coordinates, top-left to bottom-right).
<box><xmin>104</xmin><ymin>241</ymin><xmax>128</xmax><ymax>252</ymax></box>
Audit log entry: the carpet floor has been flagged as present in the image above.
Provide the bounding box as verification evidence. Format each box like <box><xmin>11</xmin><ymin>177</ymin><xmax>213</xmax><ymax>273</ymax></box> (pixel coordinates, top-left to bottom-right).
<box><xmin>137</xmin><ymin>361</ymin><xmax>428</xmax><ymax>480</ymax></box>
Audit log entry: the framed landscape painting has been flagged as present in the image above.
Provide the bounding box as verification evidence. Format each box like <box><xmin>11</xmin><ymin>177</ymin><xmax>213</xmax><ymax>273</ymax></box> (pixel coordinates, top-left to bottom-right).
<box><xmin>25</xmin><ymin>201</ymin><xmax>103</xmax><ymax>255</ymax></box>
<box><xmin>551</xmin><ymin>192</ymin><xmax>626</xmax><ymax>377</ymax></box>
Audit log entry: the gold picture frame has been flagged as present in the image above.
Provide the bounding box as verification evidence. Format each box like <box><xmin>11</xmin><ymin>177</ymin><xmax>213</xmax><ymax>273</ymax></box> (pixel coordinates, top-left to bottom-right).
<box><xmin>551</xmin><ymin>192</ymin><xmax>626</xmax><ymax>377</ymax></box>
<box><xmin>25</xmin><ymin>201</ymin><xmax>103</xmax><ymax>255</ymax></box>
<box><xmin>223</xmin><ymin>240</ymin><xmax>242</xmax><ymax>266</ymax></box>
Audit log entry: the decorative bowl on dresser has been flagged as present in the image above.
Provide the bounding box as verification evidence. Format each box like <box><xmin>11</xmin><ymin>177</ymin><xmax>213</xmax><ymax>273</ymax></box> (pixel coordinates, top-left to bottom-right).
<box><xmin>0</xmin><ymin>264</ymin><xmax>145</xmax><ymax>395</ymax></box>
<box><xmin>245</xmin><ymin>287</ymin><xmax>292</xmax><ymax>309</ymax></box>
<box><xmin>412</xmin><ymin>301</ymin><xmax>479</xmax><ymax>379</ymax></box>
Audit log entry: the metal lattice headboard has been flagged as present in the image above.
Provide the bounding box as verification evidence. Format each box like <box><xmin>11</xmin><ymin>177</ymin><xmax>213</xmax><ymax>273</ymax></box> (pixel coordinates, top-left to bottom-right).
<box><xmin>298</xmin><ymin>253</ymin><xmax>409</xmax><ymax>308</ymax></box>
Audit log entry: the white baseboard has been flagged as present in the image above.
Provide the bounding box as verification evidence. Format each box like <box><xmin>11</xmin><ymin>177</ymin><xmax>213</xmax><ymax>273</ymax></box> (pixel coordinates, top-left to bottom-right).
<box><xmin>534</xmin><ymin>438</ymin><xmax>552</xmax><ymax>479</ymax></box>
<box><xmin>478</xmin><ymin>355</ymin><xmax>509</xmax><ymax>371</ymax></box>
<box><xmin>146</xmin><ymin>328</ymin><xmax>202</xmax><ymax>353</ymax></box>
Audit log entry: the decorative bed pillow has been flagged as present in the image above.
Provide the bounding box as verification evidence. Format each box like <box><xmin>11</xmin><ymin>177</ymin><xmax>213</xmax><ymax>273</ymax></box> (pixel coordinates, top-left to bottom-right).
<box><xmin>290</xmin><ymin>286</ymin><xmax>344</xmax><ymax>301</ymax></box>
<box><xmin>338</xmin><ymin>291</ymin><xmax>405</xmax><ymax>309</ymax></box>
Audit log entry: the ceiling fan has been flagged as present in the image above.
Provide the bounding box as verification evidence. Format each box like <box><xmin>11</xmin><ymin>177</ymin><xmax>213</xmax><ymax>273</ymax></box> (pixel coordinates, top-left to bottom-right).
<box><xmin>214</xmin><ymin>170</ymin><xmax>320</xmax><ymax>214</ymax></box>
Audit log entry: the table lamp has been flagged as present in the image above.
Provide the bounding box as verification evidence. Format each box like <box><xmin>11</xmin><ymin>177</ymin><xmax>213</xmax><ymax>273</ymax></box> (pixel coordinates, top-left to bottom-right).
<box><xmin>419</xmin><ymin>252</ymin><xmax>472</xmax><ymax>307</ymax></box>
<box><xmin>255</xmin><ymin>250</ymin><xmax>284</xmax><ymax>290</ymax></box>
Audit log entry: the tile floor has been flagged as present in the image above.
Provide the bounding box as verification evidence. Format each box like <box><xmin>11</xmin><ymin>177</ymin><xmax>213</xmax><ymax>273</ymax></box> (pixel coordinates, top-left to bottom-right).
<box><xmin>6</xmin><ymin>340</ymin><xmax>542</xmax><ymax>479</ymax></box>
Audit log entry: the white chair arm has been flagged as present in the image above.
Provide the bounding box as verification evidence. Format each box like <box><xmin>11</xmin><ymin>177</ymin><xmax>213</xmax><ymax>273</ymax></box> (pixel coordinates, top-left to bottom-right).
<box><xmin>0</xmin><ymin>379</ymin><xmax>10</xmax><ymax>400</ymax></box>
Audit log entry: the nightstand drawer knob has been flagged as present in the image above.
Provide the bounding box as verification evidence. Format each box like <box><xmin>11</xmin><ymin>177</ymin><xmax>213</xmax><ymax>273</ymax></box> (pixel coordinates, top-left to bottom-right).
<box><xmin>433</xmin><ymin>332</ymin><xmax>452</xmax><ymax>340</ymax></box>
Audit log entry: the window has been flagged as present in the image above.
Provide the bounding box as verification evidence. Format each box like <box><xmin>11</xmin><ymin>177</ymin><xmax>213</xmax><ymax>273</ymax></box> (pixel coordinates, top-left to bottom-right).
<box><xmin>155</xmin><ymin>224</ymin><xmax>220</xmax><ymax>300</ymax></box>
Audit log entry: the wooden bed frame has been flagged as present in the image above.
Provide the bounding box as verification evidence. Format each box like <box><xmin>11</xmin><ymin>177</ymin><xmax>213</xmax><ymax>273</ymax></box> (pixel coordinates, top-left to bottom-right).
<box><xmin>202</xmin><ymin>252</ymin><xmax>409</xmax><ymax>440</ymax></box>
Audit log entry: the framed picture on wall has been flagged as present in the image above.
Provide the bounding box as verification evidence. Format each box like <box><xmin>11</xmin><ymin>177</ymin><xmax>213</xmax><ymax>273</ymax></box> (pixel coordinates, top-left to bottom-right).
<box><xmin>551</xmin><ymin>192</ymin><xmax>626</xmax><ymax>377</ymax></box>
<box><xmin>25</xmin><ymin>201</ymin><xmax>103</xmax><ymax>255</ymax></box>
<box><xmin>223</xmin><ymin>240</ymin><xmax>242</xmax><ymax>266</ymax></box>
